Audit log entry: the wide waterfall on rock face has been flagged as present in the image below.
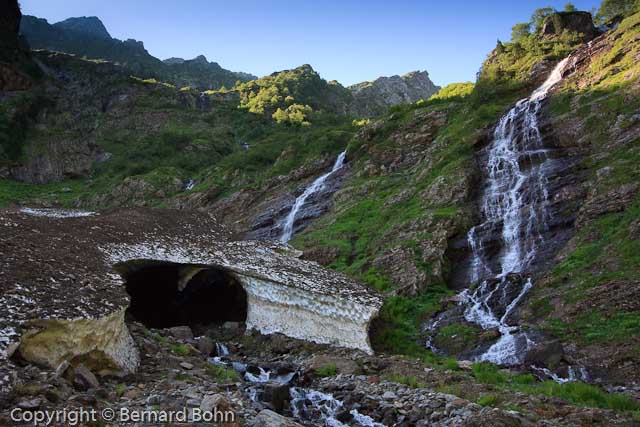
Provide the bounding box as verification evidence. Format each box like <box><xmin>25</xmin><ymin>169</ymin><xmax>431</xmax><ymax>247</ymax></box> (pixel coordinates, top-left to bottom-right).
<box><xmin>279</xmin><ymin>151</ymin><xmax>347</xmax><ymax>242</ymax></box>
<box><xmin>460</xmin><ymin>58</ymin><xmax>570</xmax><ymax>365</ymax></box>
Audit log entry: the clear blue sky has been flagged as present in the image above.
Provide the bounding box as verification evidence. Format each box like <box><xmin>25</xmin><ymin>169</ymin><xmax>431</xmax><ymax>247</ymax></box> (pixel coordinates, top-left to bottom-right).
<box><xmin>20</xmin><ymin>0</ymin><xmax>601</xmax><ymax>86</ymax></box>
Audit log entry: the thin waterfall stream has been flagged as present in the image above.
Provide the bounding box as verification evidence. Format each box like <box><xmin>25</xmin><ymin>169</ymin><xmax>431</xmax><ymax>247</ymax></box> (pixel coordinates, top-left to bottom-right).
<box><xmin>458</xmin><ymin>57</ymin><xmax>571</xmax><ymax>365</ymax></box>
<box><xmin>280</xmin><ymin>151</ymin><xmax>347</xmax><ymax>242</ymax></box>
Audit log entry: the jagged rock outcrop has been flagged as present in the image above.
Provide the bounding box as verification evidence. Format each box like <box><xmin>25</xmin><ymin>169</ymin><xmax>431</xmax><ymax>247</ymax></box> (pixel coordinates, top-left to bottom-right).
<box><xmin>53</xmin><ymin>16</ymin><xmax>112</xmax><ymax>39</ymax></box>
<box><xmin>348</xmin><ymin>71</ymin><xmax>440</xmax><ymax>117</ymax></box>
<box><xmin>541</xmin><ymin>11</ymin><xmax>599</xmax><ymax>40</ymax></box>
<box><xmin>0</xmin><ymin>207</ymin><xmax>382</xmax><ymax>402</ymax></box>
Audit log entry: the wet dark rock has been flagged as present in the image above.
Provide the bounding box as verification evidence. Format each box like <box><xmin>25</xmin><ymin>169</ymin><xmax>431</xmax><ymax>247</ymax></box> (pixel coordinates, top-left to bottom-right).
<box><xmin>524</xmin><ymin>340</ymin><xmax>565</xmax><ymax>368</ymax></box>
<box><xmin>262</xmin><ymin>383</ymin><xmax>291</xmax><ymax>413</ymax></box>
<box><xmin>196</xmin><ymin>92</ymin><xmax>211</xmax><ymax>111</ymax></box>
<box><xmin>195</xmin><ymin>336</ymin><xmax>215</xmax><ymax>356</ymax></box>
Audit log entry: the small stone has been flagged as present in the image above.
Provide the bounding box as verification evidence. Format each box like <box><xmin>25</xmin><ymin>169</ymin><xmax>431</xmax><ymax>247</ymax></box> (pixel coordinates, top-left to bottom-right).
<box><xmin>457</xmin><ymin>360</ymin><xmax>473</xmax><ymax>370</ymax></box>
<box><xmin>382</xmin><ymin>391</ymin><xmax>397</xmax><ymax>400</ymax></box>
<box><xmin>17</xmin><ymin>398</ymin><xmax>42</xmax><ymax>410</ymax></box>
<box><xmin>200</xmin><ymin>393</ymin><xmax>231</xmax><ymax>412</ymax></box>
<box><xmin>180</xmin><ymin>362</ymin><xmax>194</xmax><ymax>370</ymax></box>
<box><xmin>5</xmin><ymin>342</ymin><xmax>19</xmax><ymax>359</ymax></box>
<box><xmin>54</xmin><ymin>360</ymin><xmax>70</xmax><ymax>378</ymax></box>
<box><xmin>222</xmin><ymin>322</ymin><xmax>241</xmax><ymax>331</ymax></box>
<box><xmin>146</xmin><ymin>395</ymin><xmax>163</xmax><ymax>405</ymax></box>
<box><xmin>124</xmin><ymin>389</ymin><xmax>140</xmax><ymax>399</ymax></box>
<box><xmin>254</xmin><ymin>409</ymin><xmax>302</xmax><ymax>427</ymax></box>
<box><xmin>167</xmin><ymin>326</ymin><xmax>193</xmax><ymax>341</ymax></box>
<box><xmin>72</xmin><ymin>364</ymin><xmax>99</xmax><ymax>391</ymax></box>
<box><xmin>44</xmin><ymin>389</ymin><xmax>61</xmax><ymax>403</ymax></box>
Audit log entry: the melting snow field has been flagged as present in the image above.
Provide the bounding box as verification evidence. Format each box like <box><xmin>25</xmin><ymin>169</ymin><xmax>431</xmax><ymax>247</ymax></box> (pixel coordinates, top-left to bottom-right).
<box><xmin>19</xmin><ymin>207</ymin><xmax>97</xmax><ymax>218</ymax></box>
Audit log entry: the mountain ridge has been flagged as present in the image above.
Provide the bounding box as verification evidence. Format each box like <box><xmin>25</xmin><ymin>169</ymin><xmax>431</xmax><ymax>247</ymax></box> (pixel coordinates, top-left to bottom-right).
<box><xmin>19</xmin><ymin>15</ymin><xmax>257</xmax><ymax>90</ymax></box>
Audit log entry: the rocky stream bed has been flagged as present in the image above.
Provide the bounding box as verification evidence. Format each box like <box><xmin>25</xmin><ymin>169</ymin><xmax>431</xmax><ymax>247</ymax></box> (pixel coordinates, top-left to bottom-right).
<box><xmin>2</xmin><ymin>320</ymin><xmax>638</xmax><ymax>426</ymax></box>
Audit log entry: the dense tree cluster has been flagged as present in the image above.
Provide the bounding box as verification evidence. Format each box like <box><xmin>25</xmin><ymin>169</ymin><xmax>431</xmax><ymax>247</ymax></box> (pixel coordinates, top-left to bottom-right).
<box><xmin>233</xmin><ymin>65</ymin><xmax>351</xmax><ymax>125</ymax></box>
<box><xmin>596</xmin><ymin>0</ymin><xmax>640</xmax><ymax>23</ymax></box>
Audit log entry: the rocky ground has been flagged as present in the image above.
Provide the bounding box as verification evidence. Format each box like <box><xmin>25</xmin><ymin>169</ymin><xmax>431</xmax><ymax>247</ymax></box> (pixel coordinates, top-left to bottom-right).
<box><xmin>2</xmin><ymin>320</ymin><xmax>638</xmax><ymax>426</ymax></box>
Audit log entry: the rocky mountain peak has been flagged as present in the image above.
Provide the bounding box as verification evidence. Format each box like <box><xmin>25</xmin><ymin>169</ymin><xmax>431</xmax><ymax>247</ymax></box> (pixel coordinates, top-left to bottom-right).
<box><xmin>53</xmin><ymin>16</ymin><xmax>112</xmax><ymax>39</ymax></box>
<box><xmin>163</xmin><ymin>57</ymin><xmax>186</xmax><ymax>65</ymax></box>
<box><xmin>192</xmin><ymin>54</ymin><xmax>209</xmax><ymax>64</ymax></box>
<box><xmin>348</xmin><ymin>69</ymin><xmax>440</xmax><ymax>117</ymax></box>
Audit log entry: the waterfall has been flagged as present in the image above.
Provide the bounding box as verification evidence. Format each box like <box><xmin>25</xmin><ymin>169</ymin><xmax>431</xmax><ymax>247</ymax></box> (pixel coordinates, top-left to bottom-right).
<box><xmin>279</xmin><ymin>151</ymin><xmax>347</xmax><ymax>242</ymax></box>
<box><xmin>461</xmin><ymin>58</ymin><xmax>570</xmax><ymax>365</ymax></box>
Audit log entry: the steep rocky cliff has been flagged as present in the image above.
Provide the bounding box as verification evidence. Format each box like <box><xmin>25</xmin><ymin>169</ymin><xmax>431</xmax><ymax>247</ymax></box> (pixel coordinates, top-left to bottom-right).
<box><xmin>348</xmin><ymin>71</ymin><xmax>440</xmax><ymax>117</ymax></box>
<box><xmin>0</xmin><ymin>0</ymin><xmax>38</xmax><ymax>92</ymax></box>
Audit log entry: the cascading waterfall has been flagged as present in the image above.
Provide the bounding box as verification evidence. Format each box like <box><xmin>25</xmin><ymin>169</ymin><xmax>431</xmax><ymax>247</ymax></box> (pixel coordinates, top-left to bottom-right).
<box><xmin>460</xmin><ymin>57</ymin><xmax>570</xmax><ymax>365</ymax></box>
<box><xmin>280</xmin><ymin>151</ymin><xmax>347</xmax><ymax>242</ymax></box>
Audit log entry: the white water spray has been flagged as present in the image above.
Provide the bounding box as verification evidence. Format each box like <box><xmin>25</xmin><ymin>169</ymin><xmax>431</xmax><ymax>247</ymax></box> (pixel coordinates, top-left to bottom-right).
<box><xmin>461</xmin><ymin>58</ymin><xmax>570</xmax><ymax>365</ymax></box>
<box><xmin>280</xmin><ymin>151</ymin><xmax>347</xmax><ymax>242</ymax></box>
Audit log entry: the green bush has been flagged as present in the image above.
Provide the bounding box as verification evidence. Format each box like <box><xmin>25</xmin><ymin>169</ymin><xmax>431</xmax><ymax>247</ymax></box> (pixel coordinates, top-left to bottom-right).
<box><xmin>315</xmin><ymin>363</ymin><xmax>338</xmax><ymax>377</ymax></box>
<box><xmin>472</xmin><ymin>362</ymin><xmax>508</xmax><ymax>385</ymax></box>
<box><xmin>477</xmin><ymin>394</ymin><xmax>500</xmax><ymax>407</ymax></box>
<box><xmin>206</xmin><ymin>364</ymin><xmax>239</xmax><ymax>383</ymax></box>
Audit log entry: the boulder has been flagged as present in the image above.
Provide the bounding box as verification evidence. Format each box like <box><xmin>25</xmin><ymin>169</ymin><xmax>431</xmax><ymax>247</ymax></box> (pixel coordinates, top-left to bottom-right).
<box><xmin>253</xmin><ymin>409</ymin><xmax>302</xmax><ymax>427</ymax></box>
<box><xmin>195</xmin><ymin>336</ymin><xmax>214</xmax><ymax>355</ymax></box>
<box><xmin>200</xmin><ymin>393</ymin><xmax>232</xmax><ymax>413</ymax></box>
<box><xmin>167</xmin><ymin>326</ymin><xmax>193</xmax><ymax>341</ymax></box>
<box><xmin>70</xmin><ymin>364</ymin><xmax>100</xmax><ymax>391</ymax></box>
<box><xmin>541</xmin><ymin>12</ymin><xmax>598</xmax><ymax>41</ymax></box>
<box><xmin>524</xmin><ymin>339</ymin><xmax>565</xmax><ymax>368</ymax></box>
<box><xmin>261</xmin><ymin>383</ymin><xmax>291</xmax><ymax>413</ymax></box>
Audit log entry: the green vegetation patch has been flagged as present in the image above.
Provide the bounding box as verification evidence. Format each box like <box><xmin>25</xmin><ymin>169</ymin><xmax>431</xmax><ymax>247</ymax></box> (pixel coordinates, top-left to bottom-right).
<box><xmin>315</xmin><ymin>363</ymin><xmax>338</xmax><ymax>377</ymax></box>
<box><xmin>205</xmin><ymin>364</ymin><xmax>239</xmax><ymax>383</ymax></box>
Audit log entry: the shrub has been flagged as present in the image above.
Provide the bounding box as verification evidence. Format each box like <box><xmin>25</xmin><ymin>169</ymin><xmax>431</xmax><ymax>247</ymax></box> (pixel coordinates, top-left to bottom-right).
<box><xmin>472</xmin><ymin>362</ymin><xmax>508</xmax><ymax>385</ymax></box>
<box><xmin>316</xmin><ymin>363</ymin><xmax>338</xmax><ymax>377</ymax></box>
<box><xmin>477</xmin><ymin>394</ymin><xmax>500</xmax><ymax>407</ymax></box>
<box><xmin>206</xmin><ymin>364</ymin><xmax>239</xmax><ymax>383</ymax></box>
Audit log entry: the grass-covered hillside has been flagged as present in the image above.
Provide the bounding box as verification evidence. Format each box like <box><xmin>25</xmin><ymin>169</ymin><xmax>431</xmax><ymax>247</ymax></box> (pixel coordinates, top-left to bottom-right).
<box><xmin>0</xmin><ymin>51</ymin><xmax>357</xmax><ymax>208</ymax></box>
<box><xmin>523</xmin><ymin>10</ymin><xmax>640</xmax><ymax>384</ymax></box>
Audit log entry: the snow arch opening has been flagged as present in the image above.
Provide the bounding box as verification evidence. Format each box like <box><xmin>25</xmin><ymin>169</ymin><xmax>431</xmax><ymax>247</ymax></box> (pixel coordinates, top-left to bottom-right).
<box><xmin>117</xmin><ymin>261</ymin><xmax>247</xmax><ymax>329</ymax></box>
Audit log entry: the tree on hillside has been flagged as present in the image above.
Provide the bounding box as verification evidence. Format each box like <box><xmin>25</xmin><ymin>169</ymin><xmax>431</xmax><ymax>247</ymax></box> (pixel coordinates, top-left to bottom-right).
<box><xmin>564</xmin><ymin>2</ymin><xmax>578</xmax><ymax>11</ymax></box>
<box><xmin>596</xmin><ymin>0</ymin><xmax>639</xmax><ymax>23</ymax></box>
<box><xmin>511</xmin><ymin>22</ymin><xmax>531</xmax><ymax>42</ymax></box>
<box><xmin>531</xmin><ymin>7</ymin><xmax>556</xmax><ymax>32</ymax></box>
